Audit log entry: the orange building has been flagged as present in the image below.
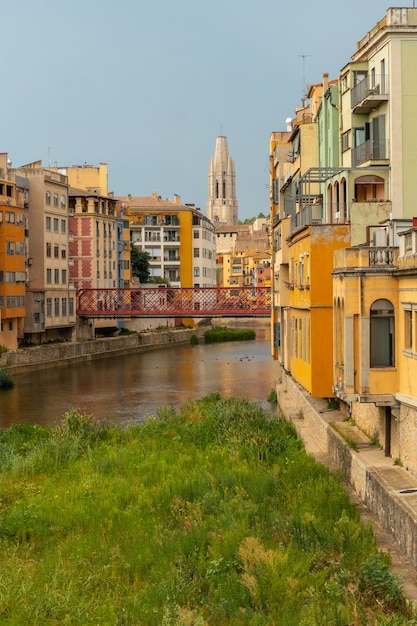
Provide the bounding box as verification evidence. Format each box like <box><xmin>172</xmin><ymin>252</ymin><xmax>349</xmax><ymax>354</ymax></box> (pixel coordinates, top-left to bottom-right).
<box><xmin>0</xmin><ymin>154</ymin><xmax>26</xmax><ymax>349</ymax></box>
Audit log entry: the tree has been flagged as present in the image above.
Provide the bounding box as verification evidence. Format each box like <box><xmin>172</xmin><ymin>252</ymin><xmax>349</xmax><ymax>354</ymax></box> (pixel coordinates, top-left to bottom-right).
<box><xmin>130</xmin><ymin>245</ymin><xmax>150</xmax><ymax>283</ymax></box>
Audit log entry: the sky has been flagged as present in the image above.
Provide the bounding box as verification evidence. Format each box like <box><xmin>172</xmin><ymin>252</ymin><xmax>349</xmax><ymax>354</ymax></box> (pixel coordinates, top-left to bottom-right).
<box><xmin>2</xmin><ymin>0</ymin><xmax>396</xmax><ymax>220</ymax></box>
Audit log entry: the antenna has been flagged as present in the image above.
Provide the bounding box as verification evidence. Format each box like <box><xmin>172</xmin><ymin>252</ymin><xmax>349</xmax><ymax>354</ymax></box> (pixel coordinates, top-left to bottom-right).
<box><xmin>220</xmin><ymin>122</ymin><xmax>223</xmax><ymax>136</ymax></box>
<box><xmin>299</xmin><ymin>54</ymin><xmax>311</xmax><ymax>100</ymax></box>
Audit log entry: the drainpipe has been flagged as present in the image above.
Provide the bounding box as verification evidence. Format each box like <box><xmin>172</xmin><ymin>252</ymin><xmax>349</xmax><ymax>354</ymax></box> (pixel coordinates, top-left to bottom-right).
<box><xmin>385</xmin><ymin>406</ymin><xmax>392</xmax><ymax>457</ymax></box>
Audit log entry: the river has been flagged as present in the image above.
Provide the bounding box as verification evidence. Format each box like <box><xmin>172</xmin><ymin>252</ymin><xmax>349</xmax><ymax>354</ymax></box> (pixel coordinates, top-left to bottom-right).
<box><xmin>0</xmin><ymin>328</ymin><xmax>279</xmax><ymax>428</ymax></box>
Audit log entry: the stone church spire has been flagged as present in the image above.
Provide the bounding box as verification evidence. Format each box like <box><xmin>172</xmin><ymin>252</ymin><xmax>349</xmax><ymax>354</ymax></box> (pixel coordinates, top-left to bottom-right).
<box><xmin>206</xmin><ymin>136</ymin><xmax>238</xmax><ymax>226</ymax></box>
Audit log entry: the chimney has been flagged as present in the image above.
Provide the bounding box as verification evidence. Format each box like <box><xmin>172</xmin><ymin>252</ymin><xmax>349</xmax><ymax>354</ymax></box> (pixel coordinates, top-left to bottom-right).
<box><xmin>323</xmin><ymin>72</ymin><xmax>329</xmax><ymax>93</ymax></box>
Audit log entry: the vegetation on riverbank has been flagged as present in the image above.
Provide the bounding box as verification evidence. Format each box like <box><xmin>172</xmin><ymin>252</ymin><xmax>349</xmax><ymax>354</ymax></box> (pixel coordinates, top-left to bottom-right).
<box><xmin>0</xmin><ymin>396</ymin><xmax>413</xmax><ymax>624</ymax></box>
<box><xmin>204</xmin><ymin>326</ymin><xmax>256</xmax><ymax>343</ymax></box>
<box><xmin>0</xmin><ymin>368</ymin><xmax>15</xmax><ymax>389</ymax></box>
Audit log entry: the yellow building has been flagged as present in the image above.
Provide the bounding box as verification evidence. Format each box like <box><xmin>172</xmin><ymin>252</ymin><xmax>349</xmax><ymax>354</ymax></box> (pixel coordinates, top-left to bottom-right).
<box><xmin>332</xmin><ymin>240</ymin><xmax>399</xmax><ymax>436</ymax></box>
<box><xmin>288</xmin><ymin>223</ymin><xmax>350</xmax><ymax>397</ymax></box>
<box><xmin>51</xmin><ymin>162</ymin><xmax>109</xmax><ymax>197</ymax></box>
<box><xmin>0</xmin><ymin>154</ymin><xmax>26</xmax><ymax>350</ymax></box>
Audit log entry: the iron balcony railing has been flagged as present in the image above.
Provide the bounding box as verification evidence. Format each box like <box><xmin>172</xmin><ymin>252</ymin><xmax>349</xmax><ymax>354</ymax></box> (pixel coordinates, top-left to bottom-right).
<box><xmin>352</xmin><ymin>139</ymin><xmax>388</xmax><ymax>166</ymax></box>
<box><xmin>351</xmin><ymin>74</ymin><xmax>388</xmax><ymax>109</ymax></box>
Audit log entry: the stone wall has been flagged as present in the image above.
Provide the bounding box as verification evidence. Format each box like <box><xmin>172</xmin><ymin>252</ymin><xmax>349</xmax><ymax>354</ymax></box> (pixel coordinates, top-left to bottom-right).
<box><xmin>276</xmin><ymin>365</ymin><xmax>417</xmax><ymax>569</ymax></box>
<box><xmin>0</xmin><ymin>328</ymin><xmax>206</xmax><ymax>375</ymax></box>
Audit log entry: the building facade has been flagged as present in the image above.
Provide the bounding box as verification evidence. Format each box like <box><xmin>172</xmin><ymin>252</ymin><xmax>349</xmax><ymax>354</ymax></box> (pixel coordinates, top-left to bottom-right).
<box><xmin>0</xmin><ymin>154</ymin><xmax>26</xmax><ymax>350</ymax></box>
<box><xmin>15</xmin><ymin>161</ymin><xmax>76</xmax><ymax>344</ymax></box>
<box><xmin>271</xmin><ymin>6</ymin><xmax>417</xmax><ymax>472</ymax></box>
<box><xmin>119</xmin><ymin>192</ymin><xmax>216</xmax><ymax>289</ymax></box>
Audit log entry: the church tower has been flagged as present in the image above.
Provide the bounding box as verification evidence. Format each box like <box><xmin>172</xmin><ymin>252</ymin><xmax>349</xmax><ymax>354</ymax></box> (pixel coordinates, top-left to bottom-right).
<box><xmin>207</xmin><ymin>136</ymin><xmax>238</xmax><ymax>226</ymax></box>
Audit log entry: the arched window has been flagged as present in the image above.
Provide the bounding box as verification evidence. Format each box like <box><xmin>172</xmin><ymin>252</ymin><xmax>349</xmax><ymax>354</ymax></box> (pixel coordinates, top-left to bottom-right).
<box><xmin>222</xmin><ymin>180</ymin><xmax>226</xmax><ymax>198</ymax></box>
<box><xmin>370</xmin><ymin>299</ymin><xmax>395</xmax><ymax>367</ymax></box>
<box><xmin>215</xmin><ymin>180</ymin><xmax>219</xmax><ymax>199</ymax></box>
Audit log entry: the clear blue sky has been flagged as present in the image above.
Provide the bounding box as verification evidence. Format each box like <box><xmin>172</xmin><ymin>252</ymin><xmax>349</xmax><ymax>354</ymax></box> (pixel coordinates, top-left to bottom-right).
<box><xmin>2</xmin><ymin>0</ymin><xmax>391</xmax><ymax>219</ymax></box>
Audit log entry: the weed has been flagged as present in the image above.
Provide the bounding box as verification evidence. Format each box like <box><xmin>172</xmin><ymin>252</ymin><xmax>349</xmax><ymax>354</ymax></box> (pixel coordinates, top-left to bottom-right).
<box><xmin>0</xmin><ymin>368</ymin><xmax>15</xmax><ymax>389</ymax></box>
<box><xmin>327</xmin><ymin>397</ymin><xmax>340</xmax><ymax>410</ymax></box>
<box><xmin>267</xmin><ymin>388</ymin><xmax>277</xmax><ymax>404</ymax></box>
<box><xmin>394</xmin><ymin>457</ymin><xmax>404</xmax><ymax>467</ymax></box>
<box><xmin>190</xmin><ymin>333</ymin><xmax>199</xmax><ymax>346</ymax></box>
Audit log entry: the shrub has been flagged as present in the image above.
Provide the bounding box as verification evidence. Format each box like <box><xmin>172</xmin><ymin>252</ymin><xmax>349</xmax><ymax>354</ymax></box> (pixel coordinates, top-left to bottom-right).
<box><xmin>204</xmin><ymin>327</ymin><xmax>256</xmax><ymax>343</ymax></box>
<box><xmin>190</xmin><ymin>334</ymin><xmax>199</xmax><ymax>346</ymax></box>
<box><xmin>358</xmin><ymin>552</ymin><xmax>409</xmax><ymax>614</ymax></box>
<box><xmin>0</xmin><ymin>368</ymin><xmax>15</xmax><ymax>389</ymax></box>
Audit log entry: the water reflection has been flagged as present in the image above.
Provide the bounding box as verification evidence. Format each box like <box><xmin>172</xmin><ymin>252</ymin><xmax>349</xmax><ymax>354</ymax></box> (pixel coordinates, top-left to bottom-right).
<box><xmin>0</xmin><ymin>329</ymin><xmax>279</xmax><ymax>428</ymax></box>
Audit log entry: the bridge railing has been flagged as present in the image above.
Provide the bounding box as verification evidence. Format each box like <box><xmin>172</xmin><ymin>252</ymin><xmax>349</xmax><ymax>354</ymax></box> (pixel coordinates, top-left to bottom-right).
<box><xmin>77</xmin><ymin>286</ymin><xmax>271</xmax><ymax>318</ymax></box>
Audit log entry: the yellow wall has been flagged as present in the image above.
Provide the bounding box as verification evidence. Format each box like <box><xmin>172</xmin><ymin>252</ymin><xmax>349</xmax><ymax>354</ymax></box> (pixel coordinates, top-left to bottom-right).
<box><xmin>288</xmin><ymin>225</ymin><xmax>350</xmax><ymax>396</ymax></box>
<box><xmin>178</xmin><ymin>210</ymin><xmax>193</xmax><ymax>288</ymax></box>
<box><xmin>59</xmin><ymin>163</ymin><xmax>108</xmax><ymax>196</ymax></box>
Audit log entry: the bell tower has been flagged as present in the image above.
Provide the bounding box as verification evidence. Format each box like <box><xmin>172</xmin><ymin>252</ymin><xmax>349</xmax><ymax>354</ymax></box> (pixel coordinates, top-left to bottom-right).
<box><xmin>206</xmin><ymin>136</ymin><xmax>238</xmax><ymax>226</ymax></box>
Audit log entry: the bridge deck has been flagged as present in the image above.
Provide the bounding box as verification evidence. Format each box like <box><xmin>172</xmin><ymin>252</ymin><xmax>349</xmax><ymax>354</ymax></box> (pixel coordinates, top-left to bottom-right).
<box><xmin>77</xmin><ymin>286</ymin><xmax>271</xmax><ymax>318</ymax></box>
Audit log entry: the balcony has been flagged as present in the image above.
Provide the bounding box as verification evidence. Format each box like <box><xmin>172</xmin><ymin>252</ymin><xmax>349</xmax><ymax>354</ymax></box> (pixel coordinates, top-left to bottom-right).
<box><xmin>289</xmin><ymin>203</ymin><xmax>326</xmax><ymax>235</ymax></box>
<box><xmin>334</xmin><ymin>246</ymin><xmax>399</xmax><ymax>271</ymax></box>
<box><xmin>352</xmin><ymin>139</ymin><xmax>388</xmax><ymax>166</ymax></box>
<box><xmin>351</xmin><ymin>75</ymin><xmax>388</xmax><ymax>113</ymax></box>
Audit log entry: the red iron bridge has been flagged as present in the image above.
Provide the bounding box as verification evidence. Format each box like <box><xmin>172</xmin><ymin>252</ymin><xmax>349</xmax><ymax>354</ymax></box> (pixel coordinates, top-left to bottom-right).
<box><xmin>77</xmin><ymin>286</ymin><xmax>271</xmax><ymax>318</ymax></box>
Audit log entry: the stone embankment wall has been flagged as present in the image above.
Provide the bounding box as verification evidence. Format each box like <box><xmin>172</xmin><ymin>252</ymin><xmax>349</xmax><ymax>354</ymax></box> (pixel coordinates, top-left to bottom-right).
<box><xmin>276</xmin><ymin>365</ymin><xmax>417</xmax><ymax>570</ymax></box>
<box><xmin>0</xmin><ymin>328</ymin><xmax>206</xmax><ymax>375</ymax></box>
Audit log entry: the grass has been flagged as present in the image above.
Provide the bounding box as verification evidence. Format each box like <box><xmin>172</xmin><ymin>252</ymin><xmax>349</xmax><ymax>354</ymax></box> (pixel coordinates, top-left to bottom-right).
<box><xmin>204</xmin><ymin>326</ymin><xmax>256</xmax><ymax>343</ymax></box>
<box><xmin>0</xmin><ymin>397</ymin><xmax>413</xmax><ymax>625</ymax></box>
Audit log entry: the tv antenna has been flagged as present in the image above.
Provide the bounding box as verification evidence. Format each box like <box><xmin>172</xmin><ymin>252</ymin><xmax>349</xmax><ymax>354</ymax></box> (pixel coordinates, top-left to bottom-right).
<box><xmin>299</xmin><ymin>54</ymin><xmax>311</xmax><ymax>100</ymax></box>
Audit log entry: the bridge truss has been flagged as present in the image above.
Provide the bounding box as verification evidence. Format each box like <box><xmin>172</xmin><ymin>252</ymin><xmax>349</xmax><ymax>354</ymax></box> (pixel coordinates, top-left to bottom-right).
<box><xmin>77</xmin><ymin>286</ymin><xmax>271</xmax><ymax>318</ymax></box>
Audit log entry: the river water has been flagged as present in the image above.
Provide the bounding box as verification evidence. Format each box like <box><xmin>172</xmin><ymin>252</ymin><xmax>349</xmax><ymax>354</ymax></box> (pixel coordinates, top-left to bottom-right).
<box><xmin>0</xmin><ymin>328</ymin><xmax>279</xmax><ymax>429</ymax></box>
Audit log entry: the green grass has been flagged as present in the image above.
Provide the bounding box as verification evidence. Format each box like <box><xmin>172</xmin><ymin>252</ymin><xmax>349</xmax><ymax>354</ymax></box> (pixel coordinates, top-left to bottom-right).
<box><xmin>204</xmin><ymin>326</ymin><xmax>256</xmax><ymax>343</ymax></box>
<box><xmin>0</xmin><ymin>397</ymin><xmax>413</xmax><ymax>625</ymax></box>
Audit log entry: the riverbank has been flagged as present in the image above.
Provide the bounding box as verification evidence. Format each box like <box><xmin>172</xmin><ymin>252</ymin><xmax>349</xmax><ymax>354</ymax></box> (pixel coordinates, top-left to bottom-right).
<box><xmin>0</xmin><ymin>318</ymin><xmax>270</xmax><ymax>376</ymax></box>
<box><xmin>0</xmin><ymin>397</ymin><xmax>413</xmax><ymax>624</ymax></box>
<box><xmin>276</xmin><ymin>363</ymin><xmax>417</xmax><ymax>602</ymax></box>
<box><xmin>0</xmin><ymin>327</ymin><xmax>208</xmax><ymax>376</ymax></box>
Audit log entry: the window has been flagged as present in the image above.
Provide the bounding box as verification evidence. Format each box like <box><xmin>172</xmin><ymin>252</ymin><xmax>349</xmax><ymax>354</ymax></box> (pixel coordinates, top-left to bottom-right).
<box><xmin>46</xmin><ymin>298</ymin><xmax>52</xmax><ymax>317</ymax></box>
<box><xmin>61</xmin><ymin>219</ymin><xmax>66</xmax><ymax>234</ymax></box>
<box><xmin>53</xmin><ymin>193</ymin><xmax>59</xmax><ymax>207</ymax></box>
<box><xmin>54</xmin><ymin>244</ymin><xmax>59</xmax><ymax>258</ymax></box>
<box><xmin>404</xmin><ymin>309</ymin><xmax>413</xmax><ymax>351</ymax></box>
<box><xmin>370</xmin><ymin>299</ymin><xmax>395</xmax><ymax>367</ymax></box>
<box><xmin>46</xmin><ymin>269</ymin><xmax>52</xmax><ymax>284</ymax></box>
<box><xmin>61</xmin><ymin>195</ymin><xmax>66</xmax><ymax>209</ymax></box>
<box><xmin>61</xmin><ymin>245</ymin><xmax>66</xmax><ymax>259</ymax></box>
<box><xmin>46</xmin><ymin>216</ymin><xmax>51</xmax><ymax>230</ymax></box>
<box><xmin>54</xmin><ymin>298</ymin><xmax>59</xmax><ymax>316</ymax></box>
<box><xmin>62</xmin><ymin>269</ymin><xmax>67</xmax><ymax>284</ymax></box>
<box><xmin>46</xmin><ymin>191</ymin><xmax>51</xmax><ymax>205</ymax></box>
<box><xmin>54</xmin><ymin>269</ymin><xmax>59</xmax><ymax>284</ymax></box>
<box><xmin>53</xmin><ymin>218</ymin><xmax>59</xmax><ymax>232</ymax></box>
<box><xmin>5</xmin><ymin>212</ymin><xmax>15</xmax><ymax>223</ymax></box>
<box><xmin>193</xmin><ymin>231</ymin><xmax>200</xmax><ymax>239</ymax></box>
<box><xmin>193</xmin><ymin>248</ymin><xmax>200</xmax><ymax>258</ymax></box>
<box><xmin>15</xmin><ymin>242</ymin><xmax>25</xmax><ymax>255</ymax></box>
<box><xmin>6</xmin><ymin>242</ymin><xmax>14</xmax><ymax>255</ymax></box>
<box><xmin>342</xmin><ymin>131</ymin><xmax>350</xmax><ymax>152</ymax></box>
<box><xmin>62</xmin><ymin>298</ymin><xmax>67</xmax><ymax>316</ymax></box>
<box><xmin>46</xmin><ymin>242</ymin><xmax>51</xmax><ymax>257</ymax></box>
<box><xmin>194</xmin><ymin>267</ymin><xmax>200</xmax><ymax>277</ymax></box>
<box><xmin>69</xmin><ymin>298</ymin><xmax>74</xmax><ymax>316</ymax></box>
